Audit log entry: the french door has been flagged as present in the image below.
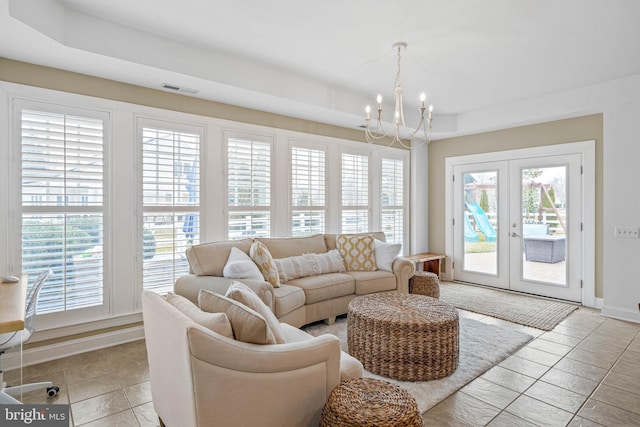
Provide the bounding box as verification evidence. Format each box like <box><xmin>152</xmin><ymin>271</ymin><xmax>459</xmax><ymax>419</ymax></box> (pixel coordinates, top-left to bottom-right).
<box><xmin>452</xmin><ymin>153</ymin><xmax>583</xmax><ymax>302</ymax></box>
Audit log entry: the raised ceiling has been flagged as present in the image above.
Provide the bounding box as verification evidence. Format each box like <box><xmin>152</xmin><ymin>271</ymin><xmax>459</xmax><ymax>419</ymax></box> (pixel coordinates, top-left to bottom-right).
<box><xmin>1</xmin><ymin>0</ymin><xmax>639</xmax><ymax>138</ymax></box>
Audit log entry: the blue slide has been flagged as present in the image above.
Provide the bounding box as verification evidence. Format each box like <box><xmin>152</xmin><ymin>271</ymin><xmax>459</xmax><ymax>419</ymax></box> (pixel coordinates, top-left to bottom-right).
<box><xmin>466</xmin><ymin>202</ymin><xmax>497</xmax><ymax>242</ymax></box>
<box><xmin>464</xmin><ymin>212</ymin><xmax>479</xmax><ymax>242</ymax></box>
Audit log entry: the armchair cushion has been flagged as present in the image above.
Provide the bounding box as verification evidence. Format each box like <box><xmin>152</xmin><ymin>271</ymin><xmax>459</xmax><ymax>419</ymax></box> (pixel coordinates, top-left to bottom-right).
<box><xmin>166</xmin><ymin>292</ymin><xmax>233</xmax><ymax>338</ymax></box>
<box><xmin>225</xmin><ymin>281</ymin><xmax>286</xmax><ymax>344</ymax></box>
<box><xmin>199</xmin><ymin>289</ymin><xmax>278</xmax><ymax>344</ymax></box>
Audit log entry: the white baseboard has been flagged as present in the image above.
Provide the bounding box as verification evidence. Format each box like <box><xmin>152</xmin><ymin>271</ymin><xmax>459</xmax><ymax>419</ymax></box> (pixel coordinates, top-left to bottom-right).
<box><xmin>600</xmin><ymin>304</ymin><xmax>640</xmax><ymax>324</ymax></box>
<box><xmin>2</xmin><ymin>325</ymin><xmax>145</xmax><ymax>371</ymax></box>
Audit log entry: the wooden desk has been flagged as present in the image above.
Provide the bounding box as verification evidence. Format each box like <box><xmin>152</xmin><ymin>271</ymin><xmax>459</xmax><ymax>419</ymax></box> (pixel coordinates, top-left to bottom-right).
<box><xmin>0</xmin><ymin>276</ymin><xmax>27</xmax><ymax>334</ymax></box>
<box><xmin>404</xmin><ymin>253</ymin><xmax>446</xmax><ymax>278</ymax></box>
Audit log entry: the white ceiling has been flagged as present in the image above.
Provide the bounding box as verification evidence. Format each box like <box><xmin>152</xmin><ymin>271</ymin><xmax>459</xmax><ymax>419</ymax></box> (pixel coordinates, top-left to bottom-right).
<box><xmin>1</xmin><ymin>0</ymin><xmax>639</xmax><ymax>138</ymax></box>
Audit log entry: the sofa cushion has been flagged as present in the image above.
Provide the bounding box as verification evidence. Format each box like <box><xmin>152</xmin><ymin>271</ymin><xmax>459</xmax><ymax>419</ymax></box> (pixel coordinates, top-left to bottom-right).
<box><xmin>287</xmin><ymin>273</ymin><xmax>355</xmax><ymax>305</ymax></box>
<box><xmin>199</xmin><ymin>289</ymin><xmax>277</xmax><ymax>345</ymax></box>
<box><xmin>374</xmin><ymin>239</ymin><xmax>401</xmax><ymax>272</ymax></box>
<box><xmin>274</xmin><ymin>254</ymin><xmax>317</xmax><ymax>282</ymax></box>
<box><xmin>186</xmin><ymin>238</ymin><xmax>253</xmax><ymax>276</ymax></box>
<box><xmin>272</xmin><ymin>284</ymin><xmax>306</xmax><ymax>317</ymax></box>
<box><xmin>250</xmin><ymin>240</ymin><xmax>281</xmax><ymax>288</ymax></box>
<box><xmin>256</xmin><ymin>234</ymin><xmax>327</xmax><ymax>259</ymax></box>
<box><xmin>166</xmin><ymin>292</ymin><xmax>234</xmax><ymax>338</ymax></box>
<box><xmin>336</xmin><ymin>234</ymin><xmax>377</xmax><ymax>271</ymax></box>
<box><xmin>223</xmin><ymin>247</ymin><xmax>264</xmax><ymax>280</ymax></box>
<box><xmin>225</xmin><ymin>281</ymin><xmax>286</xmax><ymax>344</ymax></box>
<box><xmin>347</xmin><ymin>270</ymin><xmax>397</xmax><ymax>295</ymax></box>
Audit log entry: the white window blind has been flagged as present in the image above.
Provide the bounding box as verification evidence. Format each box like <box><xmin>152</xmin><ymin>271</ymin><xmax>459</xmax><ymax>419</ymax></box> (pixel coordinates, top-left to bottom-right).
<box><xmin>291</xmin><ymin>146</ymin><xmax>325</xmax><ymax>236</ymax></box>
<box><xmin>381</xmin><ymin>157</ymin><xmax>404</xmax><ymax>249</ymax></box>
<box><xmin>227</xmin><ymin>135</ymin><xmax>271</xmax><ymax>239</ymax></box>
<box><xmin>141</xmin><ymin>126</ymin><xmax>200</xmax><ymax>294</ymax></box>
<box><xmin>341</xmin><ymin>153</ymin><xmax>369</xmax><ymax>233</ymax></box>
<box><xmin>21</xmin><ymin>109</ymin><xmax>105</xmax><ymax>314</ymax></box>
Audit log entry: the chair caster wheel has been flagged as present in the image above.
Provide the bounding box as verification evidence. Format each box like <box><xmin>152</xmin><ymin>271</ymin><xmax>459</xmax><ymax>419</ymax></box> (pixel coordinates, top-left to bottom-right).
<box><xmin>47</xmin><ymin>386</ymin><xmax>60</xmax><ymax>397</ymax></box>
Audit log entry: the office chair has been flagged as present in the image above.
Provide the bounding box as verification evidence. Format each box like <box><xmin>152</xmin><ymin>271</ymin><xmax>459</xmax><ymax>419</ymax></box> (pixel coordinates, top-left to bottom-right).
<box><xmin>0</xmin><ymin>270</ymin><xmax>60</xmax><ymax>404</ymax></box>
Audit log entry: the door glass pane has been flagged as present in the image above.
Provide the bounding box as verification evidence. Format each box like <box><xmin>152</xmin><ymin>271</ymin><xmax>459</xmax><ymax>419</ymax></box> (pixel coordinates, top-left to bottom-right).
<box><xmin>463</xmin><ymin>171</ymin><xmax>497</xmax><ymax>275</ymax></box>
<box><xmin>521</xmin><ymin>166</ymin><xmax>567</xmax><ymax>285</ymax></box>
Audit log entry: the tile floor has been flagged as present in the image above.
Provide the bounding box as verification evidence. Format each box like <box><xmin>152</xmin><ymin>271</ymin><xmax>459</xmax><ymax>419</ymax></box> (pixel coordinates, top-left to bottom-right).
<box><xmin>5</xmin><ymin>306</ymin><xmax>640</xmax><ymax>426</ymax></box>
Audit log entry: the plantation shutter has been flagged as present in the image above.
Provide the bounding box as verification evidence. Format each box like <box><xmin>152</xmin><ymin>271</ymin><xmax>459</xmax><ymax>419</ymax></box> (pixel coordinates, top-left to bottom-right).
<box><xmin>226</xmin><ymin>135</ymin><xmax>271</xmax><ymax>239</ymax></box>
<box><xmin>341</xmin><ymin>153</ymin><xmax>369</xmax><ymax>233</ymax></box>
<box><xmin>381</xmin><ymin>157</ymin><xmax>404</xmax><ymax>249</ymax></box>
<box><xmin>21</xmin><ymin>109</ymin><xmax>105</xmax><ymax>314</ymax></box>
<box><xmin>291</xmin><ymin>146</ymin><xmax>325</xmax><ymax>236</ymax></box>
<box><xmin>142</xmin><ymin>126</ymin><xmax>200</xmax><ymax>294</ymax></box>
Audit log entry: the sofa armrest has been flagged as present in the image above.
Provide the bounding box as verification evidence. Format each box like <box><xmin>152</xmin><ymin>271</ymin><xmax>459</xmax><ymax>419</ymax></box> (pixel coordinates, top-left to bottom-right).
<box><xmin>174</xmin><ymin>274</ymin><xmax>274</xmax><ymax>311</ymax></box>
<box><xmin>392</xmin><ymin>257</ymin><xmax>416</xmax><ymax>294</ymax></box>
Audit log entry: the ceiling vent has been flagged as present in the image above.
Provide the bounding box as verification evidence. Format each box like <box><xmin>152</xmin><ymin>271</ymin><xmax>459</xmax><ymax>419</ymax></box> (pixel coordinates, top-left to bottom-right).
<box><xmin>161</xmin><ymin>83</ymin><xmax>199</xmax><ymax>94</ymax></box>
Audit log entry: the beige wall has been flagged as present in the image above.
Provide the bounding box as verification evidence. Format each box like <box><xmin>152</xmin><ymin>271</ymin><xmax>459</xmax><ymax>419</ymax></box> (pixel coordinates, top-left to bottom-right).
<box><xmin>428</xmin><ymin>114</ymin><xmax>604</xmax><ymax>298</ymax></box>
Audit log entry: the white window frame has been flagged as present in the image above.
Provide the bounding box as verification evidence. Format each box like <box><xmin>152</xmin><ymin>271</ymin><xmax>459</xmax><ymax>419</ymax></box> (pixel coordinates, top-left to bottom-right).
<box><xmin>340</xmin><ymin>149</ymin><xmax>371</xmax><ymax>234</ymax></box>
<box><xmin>380</xmin><ymin>153</ymin><xmax>409</xmax><ymax>251</ymax></box>
<box><xmin>289</xmin><ymin>140</ymin><xmax>328</xmax><ymax>236</ymax></box>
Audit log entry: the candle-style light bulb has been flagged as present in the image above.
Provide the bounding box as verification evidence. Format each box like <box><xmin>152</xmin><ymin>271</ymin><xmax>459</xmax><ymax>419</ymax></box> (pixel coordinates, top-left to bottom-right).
<box><xmin>376</xmin><ymin>94</ymin><xmax>382</xmax><ymax>107</ymax></box>
<box><xmin>365</xmin><ymin>105</ymin><xmax>371</xmax><ymax>120</ymax></box>
<box><xmin>420</xmin><ymin>92</ymin><xmax>426</xmax><ymax>108</ymax></box>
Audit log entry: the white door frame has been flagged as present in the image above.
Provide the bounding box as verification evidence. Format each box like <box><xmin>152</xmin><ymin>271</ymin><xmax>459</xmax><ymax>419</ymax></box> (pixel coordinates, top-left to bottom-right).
<box><xmin>444</xmin><ymin>140</ymin><xmax>595</xmax><ymax>307</ymax></box>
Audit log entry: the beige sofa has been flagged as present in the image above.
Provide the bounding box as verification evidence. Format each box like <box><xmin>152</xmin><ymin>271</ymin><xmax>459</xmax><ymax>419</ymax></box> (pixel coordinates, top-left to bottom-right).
<box><xmin>142</xmin><ymin>291</ymin><xmax>363</xmax><ymax>427</ymax></box>
<box><xmin>175</xmin><ymin>232</ymin><xmax>415</xmax><ymax>327</ymax></box>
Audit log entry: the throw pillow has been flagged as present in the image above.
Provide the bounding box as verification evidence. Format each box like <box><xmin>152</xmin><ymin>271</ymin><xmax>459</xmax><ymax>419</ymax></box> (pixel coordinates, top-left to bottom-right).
<box><xmin>223</xmin><ymin>247</ymin><xmax>264</xmax><ymax>280</ymax></box>
<box><xmin>374</xmin><ymin>239</ymin><xmax>401</xmax><ymax>272</ymax></box>
<box><xmin>199</xmin><ymin>289</ymin><xmax>277</xmax><ymax>345</ymax></box>
<box><xmin>336</xmin><ymin>234</ymin><xmax>377</xmax><ymax>271</ymax></box>
<box><xmin>225</xmin><ymin>281</ymin><xmax>286</xmax><ymax>344</ymax></box>
<box><xmin>166</xmin><ymin>293</ymin><xmax>234</xmax><ymax>338</ymax></box>
<box><xmin>274</xmin><ymin>254</ymin><xmax>316</xmax><ymax>282</ymax></box>
<box><xmin>304</xmin><ymin>249</ymin><xmax>346</xmax><ymax>274</ymax></box>
<box><xmin>249</xmin><ymin>240</ymin><xmax>281</xmax><ymax>288</ymax></box>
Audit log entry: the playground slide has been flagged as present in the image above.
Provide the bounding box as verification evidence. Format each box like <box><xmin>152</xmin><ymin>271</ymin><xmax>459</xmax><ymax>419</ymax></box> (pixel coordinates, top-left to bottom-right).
<box><xmin>464</xmin><ymin>212</ymin><xmax>479</xmax><ymax>242</ymax></box>
<box><xmin>466</xmin><ymin>202</ymin><xmax>497</xmax><ymax>242</ymax></box>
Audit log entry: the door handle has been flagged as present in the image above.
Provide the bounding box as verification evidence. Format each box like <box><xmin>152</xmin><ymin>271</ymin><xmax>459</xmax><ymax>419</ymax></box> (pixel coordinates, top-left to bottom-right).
<box><xmin>511</xmin><ymin>232</ymin><xmax>519</xmax><ymax>237</ymax></box>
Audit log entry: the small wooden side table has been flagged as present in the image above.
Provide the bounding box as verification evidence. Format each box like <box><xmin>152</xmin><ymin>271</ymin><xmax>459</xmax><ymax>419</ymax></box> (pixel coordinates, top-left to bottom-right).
<box><xmin>404</xmin><ymin>253</ymin><xmax>445</xmax><ymax>278</ymax></box>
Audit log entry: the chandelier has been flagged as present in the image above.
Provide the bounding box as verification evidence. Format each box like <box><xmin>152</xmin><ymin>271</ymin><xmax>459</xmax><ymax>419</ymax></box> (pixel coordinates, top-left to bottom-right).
<box><xmin>364</xmin><ymin>42</ymin><xmax>433</xmax><ymax>149</ymax></box>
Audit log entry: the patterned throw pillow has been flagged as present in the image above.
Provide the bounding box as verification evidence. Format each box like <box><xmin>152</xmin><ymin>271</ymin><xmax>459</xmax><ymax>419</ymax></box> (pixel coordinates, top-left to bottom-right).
<box><xmin>249</xmin><ymin>240</ymin><xmax>281</xmax><ymax>288</ymax></box>
<box><xmin>274</xmin><ymin>255</ymin><xmax>316</xmax><ymax>283</ymax></box>
<box><xmin>336</xmin><ymin>234</ymin><xmax>377</xmax><ymax>271</ymax></box>
<box><xmin>305</xmin><ymin>249</ymin><xmax>346</xmax><ymax>274</ymax></box>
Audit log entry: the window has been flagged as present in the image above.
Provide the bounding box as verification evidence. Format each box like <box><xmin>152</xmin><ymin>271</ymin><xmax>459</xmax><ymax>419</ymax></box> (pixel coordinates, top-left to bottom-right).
<box><xmin>226</xmin><ymin>134</ymin><xmax>271</xmax><ymax>239</ymax></box>
<box><xmin>291</xmin><ymin>146</ymin><xmax>325</xmax><ymax>236</ymax></box>
<box><xmin>20</xmin><ymin>108</ymin><xmax>105</xmax><ymax>314</ymax></box>
<box><xmin>141</xmin><ymin>125</ymin><xmax>200</xmax><ymax>294</ymax></box>
<box><xmin>341</xmin><ymin>153</ymin><xmax>369</xmax><ymax>233</ymax></box>
<box><xmin>381</xmin><ymin>157</ymin><xmax>405</xmax><ymax>249</ymax></box>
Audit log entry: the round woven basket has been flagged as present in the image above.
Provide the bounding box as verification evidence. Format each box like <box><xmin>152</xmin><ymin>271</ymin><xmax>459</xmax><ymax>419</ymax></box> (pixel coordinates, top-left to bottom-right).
<box><xmin>410</xmin><ymin>271</ymin><xmax>440</xmax><ymax>299</ymax></box>
<box><xmin>348</xmin><ymin>293</ymin><xmax>459</xmax><ymax>381</ymax></box>
<box><xmin>320</xmin><ymin>378</ymin><xmax>423</xmax><ymax>427</ymax></box>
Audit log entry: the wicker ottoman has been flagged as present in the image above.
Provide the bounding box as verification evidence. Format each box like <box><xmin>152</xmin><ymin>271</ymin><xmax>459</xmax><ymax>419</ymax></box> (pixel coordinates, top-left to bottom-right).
<box><xmin>320</xmin><ymin>378</ymin><xmax>423</xmax><ymax>427</ymax></box>
<box><xmin>348</xmin><ymin>293</ymin><xmax>459</xmax><ymax>381</ymax></box>
<box><xmin>409</xmin><ymin>271</ymin><xmax>440</xmax><ymax>298</ymax></box>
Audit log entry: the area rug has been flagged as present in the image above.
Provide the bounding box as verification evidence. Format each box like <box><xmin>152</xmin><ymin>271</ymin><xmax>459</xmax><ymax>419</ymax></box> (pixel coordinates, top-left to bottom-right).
<box><xmin>439</xmin><ymin>282</ymin><xmax>578</xmax><ymax>331</ymax></box>
<box><xmin>303</xmin><ymin>316</ymin><xmax>532</xmax><ymax>413</ymax></box>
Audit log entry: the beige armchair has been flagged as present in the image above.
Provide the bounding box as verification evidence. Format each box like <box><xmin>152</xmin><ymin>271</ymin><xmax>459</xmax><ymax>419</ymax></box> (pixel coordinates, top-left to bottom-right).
<box><xmin>142</xmin><ymin>291</ymin><xmax>363</xmax><ymax>427</ymax></box>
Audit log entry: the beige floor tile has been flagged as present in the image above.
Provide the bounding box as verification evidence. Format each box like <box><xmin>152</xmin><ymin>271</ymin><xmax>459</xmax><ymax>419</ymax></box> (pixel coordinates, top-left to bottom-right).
<box><xmin>422</xmin><ymin>404</ymin><xmax>474</xmax><ymax>427</ymax></box>
<box><xmin>554</xmin><ymin>358</ymin><xmax>609</xmax><ymax>382</ymax></box>
<box><xmin>629</xmin><ymin>338</ymin><xmax>640</xmax><ymax>352</ymax></box>
<box><xmin>559</xmin><ymin>314</ymin><xmax>605</xmax><ymax>331</ymax></box>
<box><xmin>498</xmin><ymin>355</ymin><xmax>550</xmax><ymax>379</ymax></box>
<box><xmin>539</xmin><ymin>330</ymin><xmax>583</xmax><ymax>347</ymax></box>
<box><xmin>112</xmin><ymin>364</ymin><xmax>151</xmax><ymax>388</ymax></box>
<box><xmin>460</xmin><ymin>377</ymin><xmax>520</xmax><ymax>409</ymax></box>
<box><xmin>68</xmin><ymin>374</ymin><xmax>122</xmax><ymax>403</ymax></box>
<box><xmin>592</xmin><ymin>383</ymin><xmax>640</xmax><ymax>416</ymax></box>
<box><xmin>524</xmin><ymin>380</ymin><xmax>588</xmax><ymax>413</ymax></box>
<box><xmin>576</xmin><ymin>339</ymin><xmax>627</xmax><ymax>357</ymax></box>
<box><xmin>515</xmin><ymin>345</ymin><xmax>564</xmax><ymax>366</ymax></box>
<box><xmin>65</xmin><ymin>359</ymin><xmax>115</xmax><ymax>385</ymax></box>
<box><xmin>527</xmin><ymin>337</ymin><xmax>574</xmax><ymax>356</ymax></box>
<box><xmin>435</xmin><ymin>392</ymin><xmax>502</xmax><ymax>427</ymax></box>
<box><xmin>77</xmin><ymin>409</ymin><xmax>138</xmax><ymax>427</ymax></box>
<box><xmin>553</xmin><ymin>324</ymin><xmax>593</xmax><ymax>339</ymax></box>
<box><xmin>540</xmin><ymin>367</ymin><xmax>600</xmax><ymax>396</ymax></box>
<box><xmin>480</xmin><ymin>365</ymin><xmax>536</xmax><ymax>393</ymax></box>
<box><xmin>487</xmin><ymin>411</ymin><xmax>539</xmax><ymax>427</ymax></box>
<box><xmin>506</xmin><ymin>394</ymin><xmax>574</xmax><ymax>426</ymax></box>
<box><xmin>578</xmin><ymin>398</ymin><xmax>640</xmax><ymax>426</ymax></box>
<box><xmin>620</xmin><ymin>348</ymin><xmax>640</xmax><ymax>365</ymax></box>
<box><xmin>567</xmin><ymin>415</ymin><xmax>605</xmax><ymax>426</ymax></box>
<box><xmin>132</xmin><ymin>402</ymin><xmax>160</xmax><ymax>427</ymax></box>
<box><xmin>123</xmin><ymin>380</ymin><xmax>152</xmax><ymax>407</ymax></box>
<box><xmin>71</xmin><ymin>389</ymin><xmax>131</xmax><ymax>426</ymax></box>
<box><xmin>612</xmin><ymin>359</ymin><xmax>640</xmax><ymax>379</ymax></box>
<box><xmin>602</xmin><ymin>371</ymin><xmax>640</xmax><ymax>395</ymax></box>
<box><xmin>581</xmin><ymin>331</ymin><xmax>634</xmax><ymax>349</ymax></box>
<box><xmin>565</xmin><ymin>347</ymin><xmax>619</xmax><ymax>370</ymax></box>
